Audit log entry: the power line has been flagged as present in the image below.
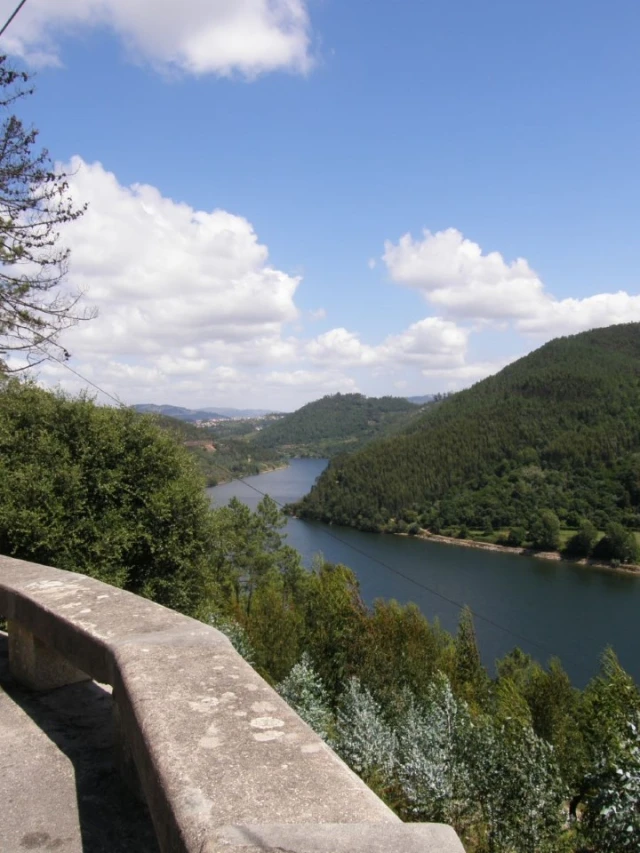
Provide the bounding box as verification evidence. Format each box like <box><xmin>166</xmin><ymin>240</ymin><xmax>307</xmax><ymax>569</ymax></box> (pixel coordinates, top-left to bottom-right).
<box><xmin>41</xmin><ymin>352</ymin><xmax>589</xmax><ymax>669</ymax></box>
<box><xmin>0</xmin><ymin>0</ymin><xmax>29</xmax><ymax>39</ymax></box>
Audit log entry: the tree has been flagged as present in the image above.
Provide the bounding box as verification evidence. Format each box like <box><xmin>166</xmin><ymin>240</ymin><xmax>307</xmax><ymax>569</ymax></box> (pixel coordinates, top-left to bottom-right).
<box><xmin>453</xmin><ymin>606</ymin><xmax>489</xmax><ymax>707</ymax></box>
<box><xmin>469</xmin><ymin>716</ymin><xmax>566</xmax><ymax>853</ymax></box>
<box><xmin>277</xmin><ymin>653</ymin><xmax>333</xmax><ymax>741</ymax></box>
<box><xmin>0</xmin><ymin>58</ymin><xmax>93</xmax><ymax>372</ymax></box>
<box><xmin>0</xmin><ymin>381</ymin><xmax>217</xmax><ymax>615</ymax></box>
<box><xmin>333</xmin><ymin>677</ymin><xmax>395</xmax><ymax>783</ymax></box>
<box><xmin>530</xmin><ymin>510</ymin><xmax>561</xmax><ymax>551</ymax></box>
<box><xmin>582</xmin><ymin>714</ymin><xmax>640</xmax><ymax>852</ymax></box>
<box><xmin>395</xmin><ymin>675</ymin><xmax>474</xmax><ymax>831</ymax></box>
<box><xmin>593</xmin><ymin>522</ymin><xmax>640</xmax><ymax>564</ymax></box>
<box><xmin>564</xmin><ymin>518</ymin><xmax>598</xmax><ymax>557</ymax></box>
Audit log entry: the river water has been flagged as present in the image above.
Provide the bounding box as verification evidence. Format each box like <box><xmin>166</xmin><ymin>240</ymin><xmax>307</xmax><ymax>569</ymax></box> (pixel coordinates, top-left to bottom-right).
<box><xmin>208</xmin><ymin>458</ymin><xmax>640</xmax><ymax>686</ymax></box>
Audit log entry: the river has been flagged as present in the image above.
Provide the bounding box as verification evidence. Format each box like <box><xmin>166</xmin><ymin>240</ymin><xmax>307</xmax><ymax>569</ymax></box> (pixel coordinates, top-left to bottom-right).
<box><xmin>208</xmin><ymin>458</ymin><xmax>640</xmax><ymax>687</ymax></box>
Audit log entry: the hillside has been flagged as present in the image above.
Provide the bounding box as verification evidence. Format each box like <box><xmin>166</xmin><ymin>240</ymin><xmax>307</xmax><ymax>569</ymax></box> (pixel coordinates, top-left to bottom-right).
<box><xmin>251</xmin><ymin>392</ymin><xmax>422</xmax><ymax>457</ymax></box>
<box><xmin>294</xmin><ymin>324</ymin><xmax>640</xmax><ymax>539</ymax></box>
<box><xmin>134</xmin><ymin>403</ymin><xmax>228</xmax><ymax>422</ymax></box>
<box><xmin>142</xmin><ymin>413</ymin><xmax>284</xmax><ymax>486</ymax></box>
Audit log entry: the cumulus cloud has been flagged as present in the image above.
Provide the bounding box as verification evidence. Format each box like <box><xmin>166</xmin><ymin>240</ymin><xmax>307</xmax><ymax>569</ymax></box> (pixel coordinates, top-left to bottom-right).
<box><xmin>378</xmin><ymin>317</ymin><xmax>468</xmax><ymax>368</ymax></box>
<box><xmin>306</xmin><ymin>328</ymin><xmax>379</xmax><ymax>366</ymax></box>
<box><xmin>29</xmin><ymin>157</ymin><xmax>308</xmax><ymax>405</ymax></box>
<box><xmin>305</xmin><ymin>318</ymin><xmax>469</xmax><ymax>372</ymax></box>
<box><xmin>4</xmin><ymin>0</ymin><xmax>313</xmax><ymax>77</ymax></box>
<box><xmin>383</xmin><ymin>227</ymin><xmax>640</xmax><ymax>336</ymax></box>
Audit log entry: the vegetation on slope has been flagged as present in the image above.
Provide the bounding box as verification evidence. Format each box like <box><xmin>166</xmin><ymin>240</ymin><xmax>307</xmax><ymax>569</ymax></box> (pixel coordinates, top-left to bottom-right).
<box><xmin>295</xmin><ymin>324</ymin><xmax>640</xmax><ymax>560</ymax></box>
<box><xmin>149</xmin><ymin>413</ymin><xmax>285</xmax><ymax>486</ymax></box>
<box><xmin>252</xmin><ymin>392</ymin><xmax>422</xmax><ymax>457</ymax></box>
<box><xmin>1</xmin><ymin>377</ymin><xmax>638</xmax><ymax>852</ymax></box>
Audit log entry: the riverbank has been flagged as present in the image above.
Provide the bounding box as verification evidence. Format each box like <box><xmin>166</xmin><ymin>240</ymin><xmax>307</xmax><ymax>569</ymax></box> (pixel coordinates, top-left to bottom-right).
<box><xmin>208</xmin><ymin>460</ymin><xmax>290</xmax><ymax>487</ymax></box>
<box><xmin>410</xmin><ymin>530</ymin><xmax>640</xmax><ymax>576</ymax></box>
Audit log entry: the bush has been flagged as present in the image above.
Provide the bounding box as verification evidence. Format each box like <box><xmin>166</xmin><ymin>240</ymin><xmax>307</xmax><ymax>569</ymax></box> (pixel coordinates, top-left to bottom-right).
<box><xmin>0</xmin><ymin>381</ymin><xmax>216</xmax><ymax>615</ymax></box>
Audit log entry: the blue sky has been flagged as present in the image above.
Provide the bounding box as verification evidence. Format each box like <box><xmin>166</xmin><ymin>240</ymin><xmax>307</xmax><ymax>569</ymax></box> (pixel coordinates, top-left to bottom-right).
<box><xmin>4</xmin><ymin>0</ymin><xmax>640</xmax><ymax>409</ymax></box>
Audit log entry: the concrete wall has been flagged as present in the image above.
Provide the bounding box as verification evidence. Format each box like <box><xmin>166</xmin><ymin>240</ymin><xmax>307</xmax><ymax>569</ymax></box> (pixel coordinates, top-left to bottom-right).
<box><xmin>0</xmin><ymin>555</ymin><xmax>465</xmax><ymax>853</ymax></box>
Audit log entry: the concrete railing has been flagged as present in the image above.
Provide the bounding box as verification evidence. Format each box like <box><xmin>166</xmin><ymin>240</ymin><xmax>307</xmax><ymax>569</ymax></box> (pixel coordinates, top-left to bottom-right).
<box><xmin>0</xmin><ymin>555</ymin><xmax>465</xmax><ymax>853</ymax></box>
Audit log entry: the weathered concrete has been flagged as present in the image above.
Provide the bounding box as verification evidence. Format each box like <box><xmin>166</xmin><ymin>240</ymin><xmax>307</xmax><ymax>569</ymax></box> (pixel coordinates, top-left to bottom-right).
<box><xmin>8</xmin><ymin>619</ymin><xmax>90</xmax><ymax>691</ymax></box>
<box><xmin>214</xmin><ymin>823</ymin><xmax>465</xmax><ymax>852</ymax></box>
<box><xmin>0</xmin><ymin>632</ymin><xmax>159</xmax><ymax>853</ymax></box>
<box><xmin>0</xmin><ymin>555</ymin><xmax>466</xmax><ymax>853</ymax></box>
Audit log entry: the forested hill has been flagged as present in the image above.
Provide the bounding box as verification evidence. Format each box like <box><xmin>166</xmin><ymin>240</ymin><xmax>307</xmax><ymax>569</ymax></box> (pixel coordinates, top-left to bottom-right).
<box><xmin>145</xmin><ymin>413</ymin><xmax>284</xmax><ymax>486</ymax></box>
<box><xmin>295</xmin><ymin>323</ymin><xmax>640</xmax><ymax>538</ymax></box>
<box><xmin>251</xmin><ymin>392</ymin><xmax>421</xmax><ymax>457</ymax></box>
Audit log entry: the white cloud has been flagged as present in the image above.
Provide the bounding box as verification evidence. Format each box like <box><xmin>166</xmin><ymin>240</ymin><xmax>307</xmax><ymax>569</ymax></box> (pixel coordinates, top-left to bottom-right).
<box><xmin>305</xmin><ymin>318</ymin><xmax>469</xmax><ymax>372</ymax></box>
<box><xmin>5</xmin><ymin>0</ymin><xmax>313</xmax><ymax>77</ymax></box>
<box><xmin>378</xmin><ymin>317</ymin><xmax>468</xmax><ymax>368</ymax></box>
<box><xmin>383</xmin><ymin>228</ymin><xmax>546</xmax><ymax>320</ymax></box>
<box><xmin>29</xmin><ymin>156</ymin><xmax>309</xmax><ymax>405</ymax></box>
<box><xmin>383</xmin><ymin>227</ymin><xmax>640</xmax><ymax>337</ymax></box>
<box><xmin>306</xmin><ymin>327</ymin><xmax>379</xmax><ymax>366</ymax></box>
<box><xmin>516</xmin><ymin>291</ymin><xmax>640</xmax><ymax>336</ymax></box>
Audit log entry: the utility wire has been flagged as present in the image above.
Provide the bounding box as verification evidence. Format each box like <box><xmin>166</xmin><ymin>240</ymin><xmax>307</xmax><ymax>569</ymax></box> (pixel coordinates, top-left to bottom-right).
<box><xmin>0</xmin><ymin>0</ymin><xmax>29</xmax><ymax>39</ymax></box>
<box><xmin>42</xmin><ymin>351</ymin><xmax>590</xmax><ymax>669</ymax></box>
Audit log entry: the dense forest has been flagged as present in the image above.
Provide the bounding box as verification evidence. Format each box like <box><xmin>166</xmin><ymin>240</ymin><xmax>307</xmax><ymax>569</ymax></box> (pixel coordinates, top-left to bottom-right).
<box><xmin>1</xmin><ymin>378</ymin><xmax>638</xmax><ymax>852</ymax></box>
<box><xmin>294</xmin><ymin>324</ymin><xmax>640</xmax><ymax>562</ymax></box>
<box><xmin>149</xmin><ymin>413</ymin><xmax>285</xmax><ymax>485</ymax></box>
<box><xmin>252</xmin><ymin>392</ymin><xmax>423</xmax><ymax>457</ymax></box>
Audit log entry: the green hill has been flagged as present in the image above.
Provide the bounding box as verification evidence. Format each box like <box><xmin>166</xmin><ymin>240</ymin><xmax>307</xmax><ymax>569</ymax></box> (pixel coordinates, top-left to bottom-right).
<box><xmin>294</xmin><ymin>324</ymin><xmax>640</xmax><ymax>542</ymax></box>
<box><xmin>251</xmin><ymin>392</ymin><xmax>421</xmax><ymax>457</ymax></box>
<box><xmin>143</xmin><ymin>413</ymin><xmax>284</xmax><ymax>486</ymax></box>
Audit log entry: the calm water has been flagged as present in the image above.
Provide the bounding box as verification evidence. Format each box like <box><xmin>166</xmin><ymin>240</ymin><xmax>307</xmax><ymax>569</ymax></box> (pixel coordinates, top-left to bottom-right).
<box><xmin>208</xmin><ymin>459</ymin><xmax>640</xmax><ymax>687</ymax></box>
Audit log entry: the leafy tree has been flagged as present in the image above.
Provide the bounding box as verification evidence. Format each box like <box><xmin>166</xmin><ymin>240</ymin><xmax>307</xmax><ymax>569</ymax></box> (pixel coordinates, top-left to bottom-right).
<box><xmin>593</xmin><ymin>522</ymin><xmax>640</xmax><ymax>564</ymax></box>
<box><xmin>277</xmin><ymin>652</ymin><xmax>333</xmax><ymax>741</ymax></box>
<box><xmin>506</xmin><ymin>526</ymin><xmax>526</xmax><ymax>547</ymax></box>
<box><xmin>333</xmin><ymin>676</ymin><xmax>396</xmax><ymax>782</ymax></box>
<box><xmin>564</xmin><ymin>518</ymin><xmax>598</xmax><ymax>557</ymax></box>
<box><xmin>469</xmin><ymin>717</ymin><xmax>566</xmax><ymax>853</ymax></box>
<box><xmin>0</xmin><ymin>58</ymin><xmax>93</xmax><ymax>371</ymax></box>
<box><xmin>530</xmin><ymin>509</ymin><xmax>561</xmax><ymax>551</ymax></box>
<box><xmin>582</xmin><ymin>714</ymin><xmax>640</xmax><ymax>852</ymax></box>
<box><xmin>0</xmin><ymin>380</ymin><xmax>216</xmax><ymax>615</ymax></box>
<box><xmin>395</xmin><ymin>674</ymin><xmax>474</xmax><ymax>831</ymax></box>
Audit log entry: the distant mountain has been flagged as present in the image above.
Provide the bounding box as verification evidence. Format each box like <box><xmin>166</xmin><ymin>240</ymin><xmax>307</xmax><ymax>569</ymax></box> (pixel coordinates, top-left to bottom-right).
<box><xmin>405</xmin><ymin>395</ymin><xmax>434</xmax><ymax>405</ymax></box>
<box><xmin>252</xmin><ymin>392</ymin><xmax>421</xmax><ymax>457</ymax></box>
<box><xmin>202</xmin><ymin>407</ymin><xmax>280</xmax><ymax>418</ymax></box>
<box><xmin>133</xmin><ymin>404</ymin><xmax>228</xmax><ymax>422</ymax></box>
<box><xmin>295</xmin><ymin>323</ymin><xmax>640</xmax><ymax>538</ymax></box>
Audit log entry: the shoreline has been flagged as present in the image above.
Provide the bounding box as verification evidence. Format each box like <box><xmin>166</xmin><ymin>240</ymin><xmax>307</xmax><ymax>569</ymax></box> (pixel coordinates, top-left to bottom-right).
<box><xmin>406</xmin><ymin>530</ymin><xmax>640</xmax><ymax>577</ymax></box>
<box><xmin>208</xmin><ymin>460</ymin><xmax>290</xmax><ymax>487</ymax></box>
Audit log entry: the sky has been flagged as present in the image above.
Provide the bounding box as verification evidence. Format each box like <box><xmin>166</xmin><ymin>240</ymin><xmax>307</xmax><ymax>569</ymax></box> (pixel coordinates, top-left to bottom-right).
<box><xmin>3</xmin><ymin>0</ymin><xmax>640</xmax><ymax>410</ymax></box>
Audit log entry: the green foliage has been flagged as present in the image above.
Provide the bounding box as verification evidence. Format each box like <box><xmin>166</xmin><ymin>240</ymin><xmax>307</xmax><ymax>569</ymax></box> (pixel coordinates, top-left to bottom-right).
<box><xmin>0</xmin><ymin>380</ymin><xmax>216</xmax><ymax>615</ymax></box>
<box><xmin>564</xmin><ymin>518</ymin><xmax>599</xmax><ymax>557</ymax></box>
<box><xmin>593</xmin><ymin>521</ymin><xmax>640</xmax><ymax>564</ymax></box>
<box><xmin>582</xmin><ymin>714</ymin><xmax>640</xmax><ymax>851</ymax></box>
<box><xmin>253</xmin><ymin>392</ymin><xmax>421</xmax><ymax>458</ymax></box>
<box><xmin>530</xmin><ymin>509</ymin><xmax>561</xmax><ymax>551</ymax></box>
<box><xmin>150</xmin><ymin>413</ymin><xmax>285</xmax><ymax>486</ymax></box>
<box><xmin>295</xmin><ymin>325</ymin><xmax>640</xmax><ymax>561</ymax></box>
<box><xmin>333</xmin><ymin>676</ymin><xmax>396</xmax><ymax>781</ymax></box>
<box><xmin>276</xmin><ymin>652</ymin><xmax>333</xmax><ymax>740</ymax></box>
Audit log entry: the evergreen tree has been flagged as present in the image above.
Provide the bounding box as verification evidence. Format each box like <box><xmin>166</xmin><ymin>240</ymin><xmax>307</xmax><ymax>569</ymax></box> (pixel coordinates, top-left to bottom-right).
<box><xmin>453</xmin><ymin>606</ymin><xmax>488</xmax><ymax>707</ymax></box>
